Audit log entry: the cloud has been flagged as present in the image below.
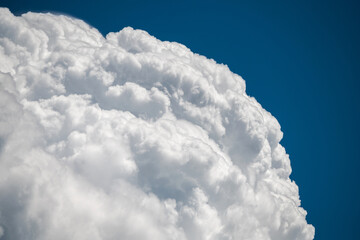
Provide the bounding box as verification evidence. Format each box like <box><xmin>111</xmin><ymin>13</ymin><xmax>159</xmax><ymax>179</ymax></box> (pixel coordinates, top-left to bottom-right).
<box><xmin>0</xmin><ymin>7</ymin><xmax>314</xmax><ymax>240</ymax></box>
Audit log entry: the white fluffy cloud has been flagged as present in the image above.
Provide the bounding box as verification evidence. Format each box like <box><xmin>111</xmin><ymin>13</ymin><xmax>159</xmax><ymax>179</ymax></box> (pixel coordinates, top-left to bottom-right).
<box><xmin>0</xmin><ymin>8</ymin><xmax>314</xmax><ymax>240</ymax></box>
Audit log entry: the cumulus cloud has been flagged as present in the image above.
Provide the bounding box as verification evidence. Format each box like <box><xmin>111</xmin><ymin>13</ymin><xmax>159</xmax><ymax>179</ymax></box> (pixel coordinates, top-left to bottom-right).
<box><xmin>0</xmin><ymin>8</ymin><xmax>314</xmax><ymax>240</ymax></box>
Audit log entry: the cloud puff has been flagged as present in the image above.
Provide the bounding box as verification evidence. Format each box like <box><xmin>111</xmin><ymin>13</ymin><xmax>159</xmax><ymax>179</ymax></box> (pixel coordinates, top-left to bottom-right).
<box><xmin>0</xmin><ymin>8</ymin><xmax>314</xmax><ymax>240</ymax></box>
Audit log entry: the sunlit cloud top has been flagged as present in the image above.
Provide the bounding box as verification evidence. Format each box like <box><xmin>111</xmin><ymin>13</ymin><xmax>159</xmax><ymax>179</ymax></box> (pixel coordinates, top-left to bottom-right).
<box><xmin>0</xmin><ymin>8</ymin><xmax>314</xmax><ymax>240</ymax></box>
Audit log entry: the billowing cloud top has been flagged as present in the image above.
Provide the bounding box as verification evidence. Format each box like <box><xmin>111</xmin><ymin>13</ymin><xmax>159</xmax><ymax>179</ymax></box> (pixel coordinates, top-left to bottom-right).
<box><xmin>0</xmin><ymin>8</ymin><xmax>314</xmax><ymax>240</ymax></box>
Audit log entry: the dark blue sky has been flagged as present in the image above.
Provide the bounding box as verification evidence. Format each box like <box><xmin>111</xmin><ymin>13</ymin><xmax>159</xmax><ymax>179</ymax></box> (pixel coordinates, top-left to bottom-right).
<box><xmin>2</xmin><ymin>0</ymin><xmax>359</xmax><ymax>239</ymax></box>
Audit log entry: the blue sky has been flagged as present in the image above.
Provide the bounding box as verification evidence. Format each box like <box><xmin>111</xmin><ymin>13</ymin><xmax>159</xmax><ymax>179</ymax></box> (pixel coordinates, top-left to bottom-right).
<box><xmin>2</xmin><ymin>0</ymin><xmax>359</xmax><ymax>239</ymax></box>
